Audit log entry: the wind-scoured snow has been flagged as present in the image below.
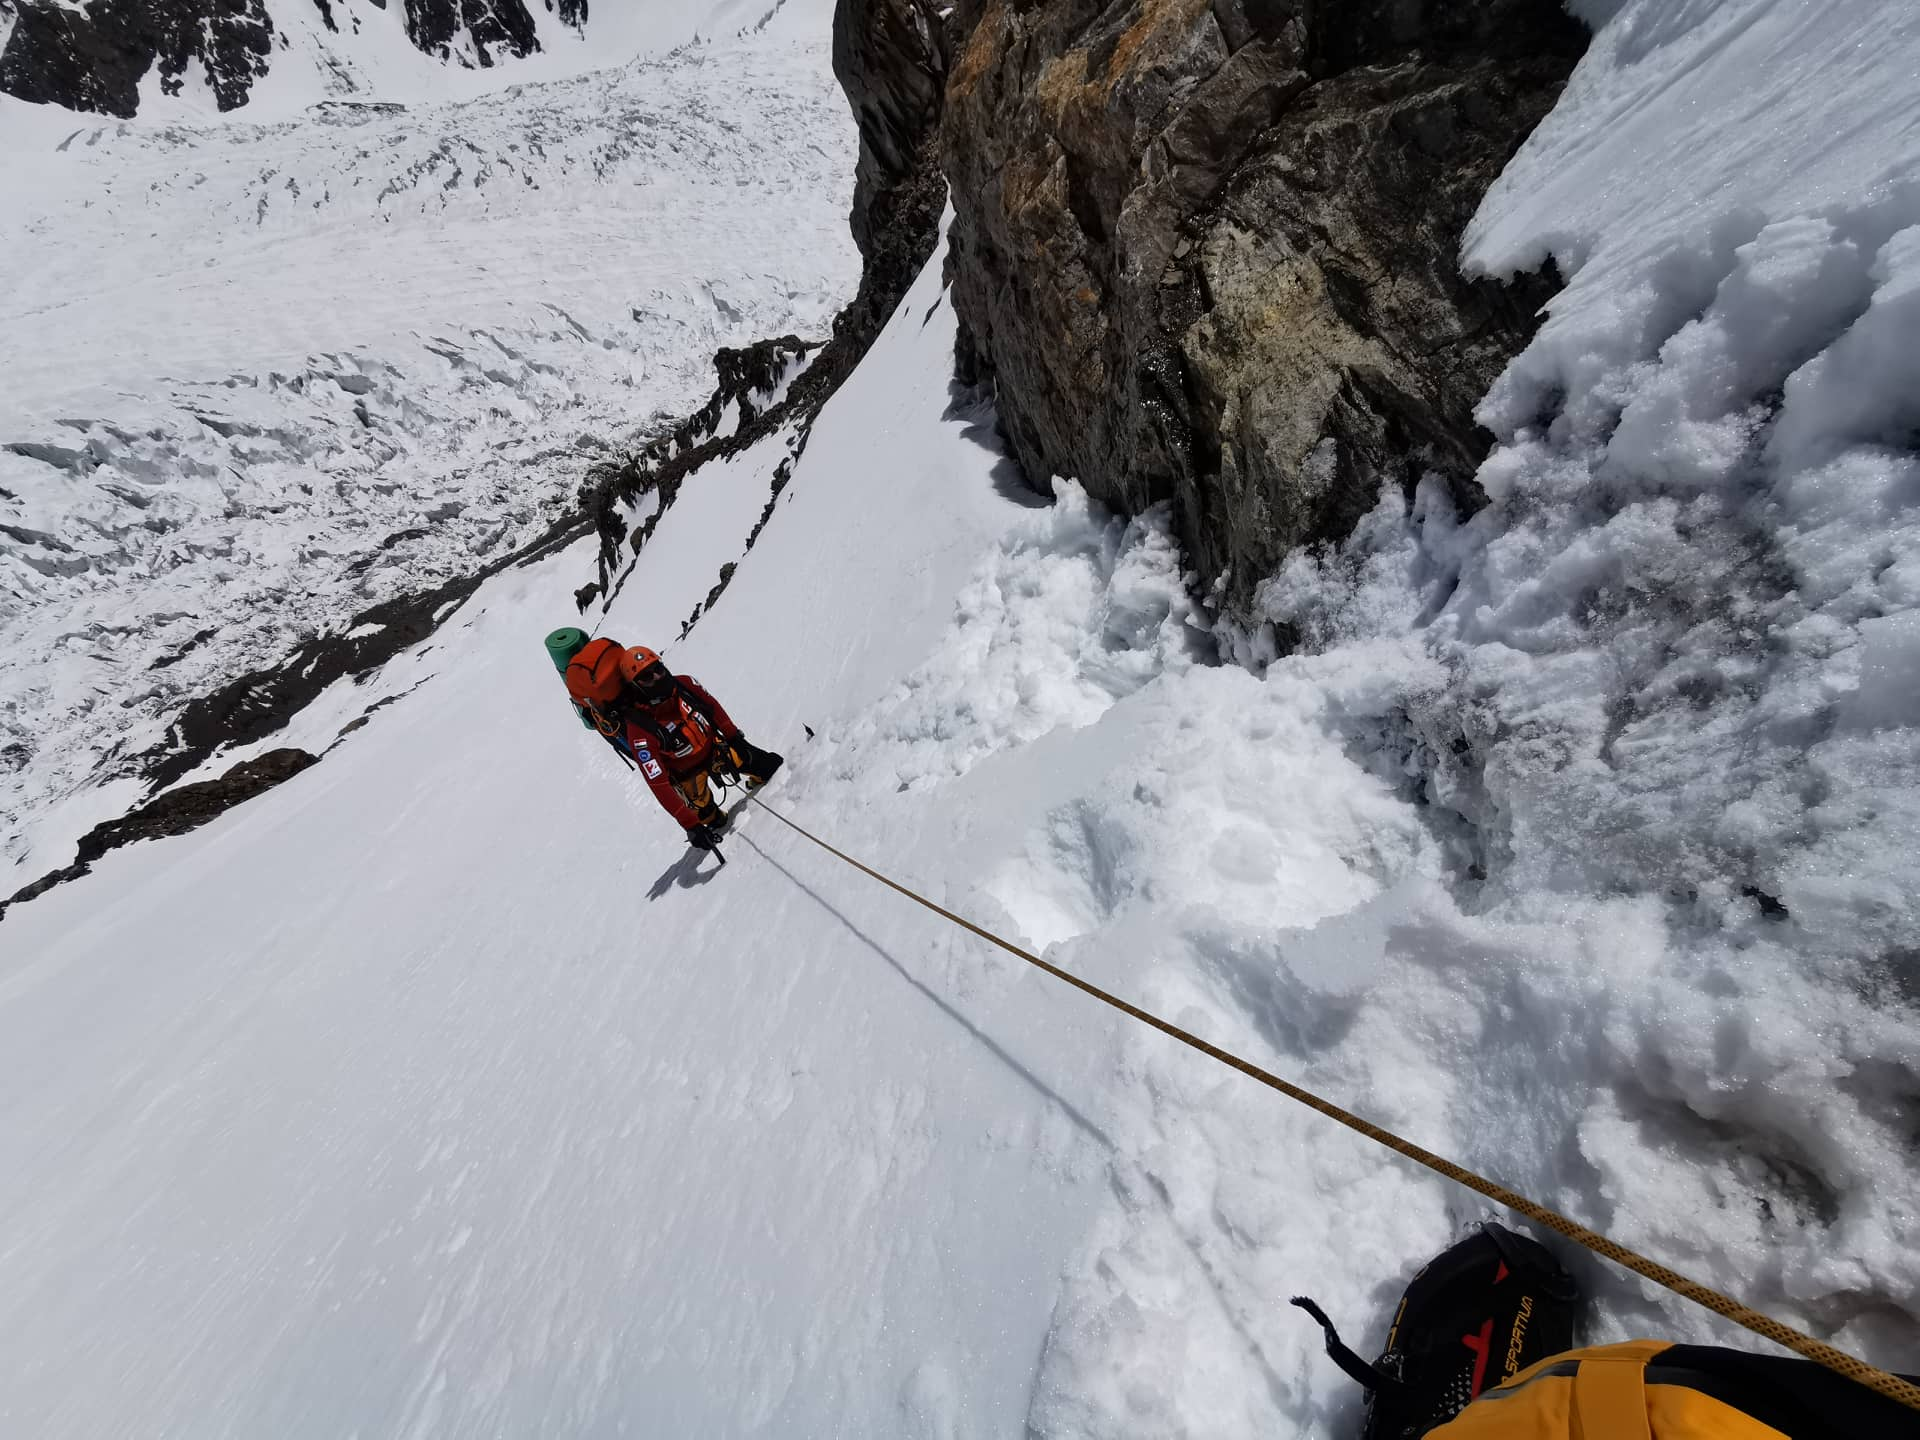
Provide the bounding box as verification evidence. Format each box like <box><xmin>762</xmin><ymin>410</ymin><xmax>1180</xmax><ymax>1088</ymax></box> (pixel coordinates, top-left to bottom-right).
<box><xmin>0</xmin><ymin>11</ymin><xmax>858</xmax><ymax>879</ymax></box>
<box><xmin>1</xmin><ymin>1</ymin><xmax>1917</xmax><ymax>1437</ymax></box>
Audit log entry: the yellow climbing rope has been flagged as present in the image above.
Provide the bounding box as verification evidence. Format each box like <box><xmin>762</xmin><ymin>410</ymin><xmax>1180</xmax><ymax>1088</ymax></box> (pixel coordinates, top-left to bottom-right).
<box><xmin>746</xmin><ymin>794</ymin><xmax>1920</xmax><ymax>1416</ymax></box>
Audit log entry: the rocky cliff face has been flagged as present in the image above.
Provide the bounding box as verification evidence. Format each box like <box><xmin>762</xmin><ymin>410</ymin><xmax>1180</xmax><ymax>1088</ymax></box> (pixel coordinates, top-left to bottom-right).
<box><xmin>829</xmin><ymin>0</ymin><xmax>958</xmax><ymax>347</ymax></box>
<box><xmin>831</xmin><ymin>0</ymin><xmax>948</xmax><ymax>259</ymax></box>
<box><xmin>939</xmin><ymin>0</ymin><xmax>1587</xmax><ymax>616</ymax></box>
<box><xmin>0</xmin><ymin>0</ymin><xmax>276</xmax><ymax>115</ymax></box>
<box><xmin>0</xmin><ymin>0</ymin><xmax>590</xmax><ymax>117</ymax></box>
<box><xmin>403</xmin><ymin>0</ymin><xmax>534</xmax><ymax>66</ymax></box>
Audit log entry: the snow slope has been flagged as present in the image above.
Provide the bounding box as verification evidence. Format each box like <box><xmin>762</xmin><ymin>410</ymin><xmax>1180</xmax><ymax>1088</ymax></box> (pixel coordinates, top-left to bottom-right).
<box><xmin>2</xmin><ymin>1</ymin><xmax>1917</xmax><ymax>1437</ymax></box>
<box><xmin>5</xmin><ymin>244</ymin><xmax>1916</xmax><ymax>1440</ymax></box>
<box><xmin>0</xmin><ymin>9</ymin><xmax>859</xmax><ymax>881</ymax></box>
<box><xmin>0</xmin><ymin>223</ymin><xmax>1110</xmax><ymax>1440</ymax></box>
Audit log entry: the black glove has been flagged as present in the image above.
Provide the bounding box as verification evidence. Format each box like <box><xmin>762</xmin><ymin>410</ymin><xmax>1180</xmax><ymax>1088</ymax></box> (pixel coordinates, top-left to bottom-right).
<box><xmin>686</xmin><ymin>822</ymin><xmax>720</xmax><ymax>851</ymax></box>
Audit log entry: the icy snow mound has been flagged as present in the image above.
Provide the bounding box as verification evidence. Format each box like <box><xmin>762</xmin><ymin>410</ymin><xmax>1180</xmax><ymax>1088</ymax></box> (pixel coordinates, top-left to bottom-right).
<box><xmin>1189</xmin><ymin>0</ymin><xmax>1920</xmax><ymax>1390</ymax></box>
<box><xmin>811</xmin><ymin>484</ymin><xmax>1209</xmax><ymax>800</ymax></box>
<box><xmin>1230</xmin><ymin>0</ymin><xmax>1920</xmax><ymax>982</ymax></box>
<box><xmin>1451</xmin><ymin>0</ymin><xmax>1920</xmax><ymax>953</ymax></box>
<box><xmin>0</xmin><ymin>24</ymin><xmax>858</xmax><ymax>880</ymax></box>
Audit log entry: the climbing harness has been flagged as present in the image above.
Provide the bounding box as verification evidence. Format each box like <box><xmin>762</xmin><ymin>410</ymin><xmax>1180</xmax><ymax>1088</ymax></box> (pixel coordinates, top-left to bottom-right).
<box><xmin>744</xmin><ymin>794</ymin><xmax>1920</xmax><ymax>1417</ymax></box>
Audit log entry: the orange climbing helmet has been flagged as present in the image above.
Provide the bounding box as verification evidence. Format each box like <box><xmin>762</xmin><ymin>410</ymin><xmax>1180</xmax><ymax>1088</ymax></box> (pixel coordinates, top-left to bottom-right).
<box><xmin>621</xmin><ymin>645</ymin><xmax>676</xmax><ymax>702</ymax></box>
<box><xmin>619</xmin><ymin>645</ymin><xmax>662</xmax><ymax>684</ymax></box>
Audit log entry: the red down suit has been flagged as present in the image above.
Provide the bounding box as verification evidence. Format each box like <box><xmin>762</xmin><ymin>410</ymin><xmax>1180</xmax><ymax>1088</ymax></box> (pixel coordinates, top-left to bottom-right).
<box><xmin>612</xmin><ymin>676</ymin><xmax>739</xmax><ymax>829</ymax></box>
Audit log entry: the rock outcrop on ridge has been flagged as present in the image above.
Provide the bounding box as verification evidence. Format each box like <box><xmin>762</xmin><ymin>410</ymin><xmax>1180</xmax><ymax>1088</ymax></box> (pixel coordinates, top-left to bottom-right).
<box><xmin>830</xmin><ymin>0</ymin><xmax>961</xmax><ymax>340</ymax></box>
<box><xmin>832</xmin><ymin>0</ymin><xmax>949</xmax><ymax>261</ymax></box>
<box><xmin>938</xmin><ymin>0</ymin><xmax>1588</xmax><ymax>614</ymax></box>
<box><xmin>403</xmin><ymin>0</ymin><xmax>545</xmax><ymax>67</ymax></box>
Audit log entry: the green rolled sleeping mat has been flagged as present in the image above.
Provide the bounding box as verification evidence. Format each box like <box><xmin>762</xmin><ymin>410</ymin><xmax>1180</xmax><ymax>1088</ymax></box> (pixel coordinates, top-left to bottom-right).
<box><xmin>544</xmin><ymin>627</ymin><xmax>597</xmax><ymax>727</ymax></box>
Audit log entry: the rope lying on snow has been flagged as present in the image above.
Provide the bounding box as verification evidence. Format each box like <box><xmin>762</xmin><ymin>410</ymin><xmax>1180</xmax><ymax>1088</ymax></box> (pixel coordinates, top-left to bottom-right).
<box><xmin>745</xmin><ymin>794</ymin><xmax>1920</xmax><ymax>1415</ymax></box>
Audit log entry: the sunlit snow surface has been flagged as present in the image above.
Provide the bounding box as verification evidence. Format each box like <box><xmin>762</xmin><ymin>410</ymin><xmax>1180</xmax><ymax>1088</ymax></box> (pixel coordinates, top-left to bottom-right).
<box><xmin>3</xmin><ymin>2</ymin><xmax>1919</xmax><ymax>1438</ymax></box>
<box><xmin>0</xmin><ymin>5</ymin><xmax>857</xmax><ymax>878</ymax></box>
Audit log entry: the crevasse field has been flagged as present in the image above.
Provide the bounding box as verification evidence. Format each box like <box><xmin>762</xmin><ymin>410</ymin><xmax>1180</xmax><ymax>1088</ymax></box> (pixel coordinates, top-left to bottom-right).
<box><xmin>0</xmin><ymin>0</ymin><xmax>860</xmax><ymax>878</ymax></box>
<box><xmin>2</xmin><ymin>1</ymin><xmax>1917</xmax><ymax>1437</ymax></box>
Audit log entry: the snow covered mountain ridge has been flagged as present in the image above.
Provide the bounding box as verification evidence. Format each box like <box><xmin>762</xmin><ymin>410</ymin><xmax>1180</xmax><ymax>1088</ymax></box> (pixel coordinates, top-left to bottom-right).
<box><xmin>0</xmin><ymin>0</ymin><xmax>781</xmax><ymax>118</ymax></box>
<box><xmin>1</xmin><ymin>0</ymin><xmax>1917</xmax><ymax>1434</ymax></box>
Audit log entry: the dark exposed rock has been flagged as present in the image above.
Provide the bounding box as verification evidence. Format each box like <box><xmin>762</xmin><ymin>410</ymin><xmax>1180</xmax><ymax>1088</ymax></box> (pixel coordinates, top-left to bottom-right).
<box><xmin>0</xmin><ymin>0</ymin><xmax>275</xmax><ymax>117</ymax></box>
<box><xmin>404</xmin><ymin>0</ymin><xmax>538</xmax><ymax>66</ymax></box>
<box><xmin>832</xmin><ymin>0</ymin><xmax>949</xmax><ymax>257</ymax></box>
<box><xmin>940</xmin><ymin>0</ymin><xmax>1587</xmax><ymax>615</ymax></box>
<box><xmin>715</xmin><ymin>335</ymin><xmax>815</xmax><ymax>426</ymax></box>
<box><xmin>1</xmin><ymin>859</ymin><xmax>93</xmax><ymax>916</ymax></box>
<box><xmin>740</xmin><ymin>453</ymin><xmax>797</xmax><ymax>556</ymax></box>
<box><xmin>581</xmin><ymin>334</ymin><xmax>815</xmax><ymax>586</ymax></box>
<box><xmin>669</xmin><ymin>335</ymin><xmax>816</xmax><ymax>458</ymax></box>
<box><xmin>79</xmin><ymin>748</ymin><xmax>319</xmax><ymax>862</ymax></box>
<box><xmin>149</xmin><ymin>626</ymin><xmax>220</xmax><ymax>669</ymax></box>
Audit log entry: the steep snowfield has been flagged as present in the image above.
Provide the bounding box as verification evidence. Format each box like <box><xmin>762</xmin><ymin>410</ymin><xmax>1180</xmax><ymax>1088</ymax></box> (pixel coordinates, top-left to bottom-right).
<box><xmin>0</xmin><ymin>8</ymin><xmax>858</xmax><ymax>881</ymax></box>
<box><xmin>2</xmin><ymin>2</ymin><xmax>1917</xmax><ymax>1437</ymax></box>
<box><xmin>0</xmin><ymin>228</ymin><xmax>1106</xmax><ymax>1440</ymax></box>
<box><xmin>4</xmin><ymin>219</ymin><xmax>1458</xmax><ymax>1439</ymax></box>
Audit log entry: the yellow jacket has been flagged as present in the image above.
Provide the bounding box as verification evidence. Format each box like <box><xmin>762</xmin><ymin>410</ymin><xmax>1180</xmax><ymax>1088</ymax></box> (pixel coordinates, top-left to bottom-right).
<box><xmin>1428</xmin><ymin>1340</ymin><xmax>1918</xmax><ymax>1440</ymax></box>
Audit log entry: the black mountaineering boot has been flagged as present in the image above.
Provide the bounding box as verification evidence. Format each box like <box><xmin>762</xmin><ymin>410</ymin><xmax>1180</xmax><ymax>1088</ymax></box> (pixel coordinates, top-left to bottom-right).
<box><xmin>743</xmin><ymin>745</ymin><xmax>783</xmax><ymax>791</ymax></box>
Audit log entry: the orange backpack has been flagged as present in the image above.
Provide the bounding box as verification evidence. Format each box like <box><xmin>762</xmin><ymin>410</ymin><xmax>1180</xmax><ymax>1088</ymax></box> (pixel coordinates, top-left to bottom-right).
<box><xmin>565</xmin><ymin>637</ymin><xmax>626</xmax><ymax>708</ymax></box>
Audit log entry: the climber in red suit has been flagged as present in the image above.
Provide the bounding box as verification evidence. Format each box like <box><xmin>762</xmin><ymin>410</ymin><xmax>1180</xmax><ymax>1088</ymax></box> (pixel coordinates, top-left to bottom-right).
<box><xmin>564</xmin><ymin>638</ymin><xmax>782</xmax><ymax>849</ymax></box>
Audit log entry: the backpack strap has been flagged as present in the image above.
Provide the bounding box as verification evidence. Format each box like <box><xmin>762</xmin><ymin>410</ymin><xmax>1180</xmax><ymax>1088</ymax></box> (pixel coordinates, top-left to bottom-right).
<box><xmin>624</xmin><ymin>679</ymin><xmax>720</xmax><ymax>750</ymax></box>
<box><xmin>672</xmin><ymin>676</ymin><xmax>724</xmax><ymax>733</ymax></box>
<box><xmin>622</xmin><ymin>706</ymin><xmax>665</xmax><ymax>752</ymax></box>
<box><xmin>580</xmin><ymin>704</ymin><xmax>635</xmax><ymax>767</ymax></box>
<box><xmin>1570</xmin><ymin>1344</ymin><xmax>1661</xmax><ymax>1440</ymax></box>
<box><xmin>1291</xmin><ymin>1297</ymin><xmax>1399</xmax><ymax>1394</ymax></box>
